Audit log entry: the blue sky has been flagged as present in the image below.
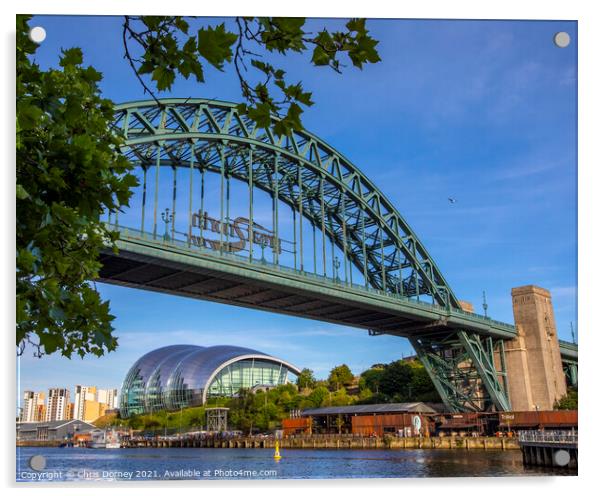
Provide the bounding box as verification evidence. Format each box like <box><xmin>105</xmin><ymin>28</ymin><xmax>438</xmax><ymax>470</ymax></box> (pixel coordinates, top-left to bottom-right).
<box><xmin>19</xmin><ymin>16</ymin><xmax>577</xmax><ymax>395</ymax></box>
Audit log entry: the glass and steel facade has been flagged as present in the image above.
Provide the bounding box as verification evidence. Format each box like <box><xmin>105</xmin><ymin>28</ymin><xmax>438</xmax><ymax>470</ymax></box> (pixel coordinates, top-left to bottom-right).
<box><xmin>119</xmin><ymin>345</ymin><xmax>300</xmax><ymax>417</ymax></box>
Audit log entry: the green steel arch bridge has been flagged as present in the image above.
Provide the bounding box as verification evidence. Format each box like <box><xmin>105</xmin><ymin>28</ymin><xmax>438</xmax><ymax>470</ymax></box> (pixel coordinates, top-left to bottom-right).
<box><xmin>99</xmin><ymin>98</ymin><xmax>577</xmax><ymax>413</ymax></box>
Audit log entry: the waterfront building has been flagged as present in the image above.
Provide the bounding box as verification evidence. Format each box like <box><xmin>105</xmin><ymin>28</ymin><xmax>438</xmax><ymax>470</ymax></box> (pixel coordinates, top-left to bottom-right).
<box><xmin>289</xmin><ymin>402</ymin><xmax>438</xmax><ymax>436</ymax></box>
<box><xmin>17</xmin><ymin>419</ymin><xmax>96</xmax><ymax>442</ymax></box>
<box><xmin>21</xmin><ymin>391</ymin><xmax>45</xmax><ymax>423</ymax></box>
<box><xmin>45</xmin><ymin>388</ymin><xmax>70</xmax><ymax>422</ymax></box>
<box><xmin>120</xmin><ymin>345</ymin><xmax>300</xmax><ymax>417</ymax></box>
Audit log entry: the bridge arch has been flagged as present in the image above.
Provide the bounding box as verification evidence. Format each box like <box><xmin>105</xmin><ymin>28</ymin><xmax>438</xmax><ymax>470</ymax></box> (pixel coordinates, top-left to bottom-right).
<box><xmin>105</xmin><ymin>98</ymin><xmax>514</xmax><ymax>413</ymax></box>
<box><xmin>112</xmin><ymin>99</ymin><xmax>459</xmax><ymax>309</ymax></box>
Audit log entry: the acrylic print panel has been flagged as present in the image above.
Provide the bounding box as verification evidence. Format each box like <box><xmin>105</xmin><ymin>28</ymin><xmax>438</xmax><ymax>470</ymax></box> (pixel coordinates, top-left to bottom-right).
<box><xmin>16</xmin><ymin>14</ymin><xmax>577</xmax><ymax>482</ymax></box>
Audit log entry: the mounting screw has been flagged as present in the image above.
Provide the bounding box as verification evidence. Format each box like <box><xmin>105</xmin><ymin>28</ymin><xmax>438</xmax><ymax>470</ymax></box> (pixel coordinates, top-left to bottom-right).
<box><xmin>28</xmin><ymin>26</ymin><xmax>46</xmax><ymax>44</ymax></box>
<box><xmin>553</xmin><ymin>32</ymin><xmax>571</xmax><ymax>48</ymax></box>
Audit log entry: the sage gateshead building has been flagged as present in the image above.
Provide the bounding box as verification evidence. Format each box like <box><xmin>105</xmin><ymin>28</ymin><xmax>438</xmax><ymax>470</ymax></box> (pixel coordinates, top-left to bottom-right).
<box><xmin>119</xmin><ymin>345</ymin><xmax>301</xmax><ymax>417</ymax></box>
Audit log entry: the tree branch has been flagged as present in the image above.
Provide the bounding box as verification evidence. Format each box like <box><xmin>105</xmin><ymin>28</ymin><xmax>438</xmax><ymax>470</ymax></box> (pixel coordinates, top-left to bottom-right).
<box><xmin>122</xmin><ymin>16</ymin><xmax>162</xmax><ymax>106</ymax></box>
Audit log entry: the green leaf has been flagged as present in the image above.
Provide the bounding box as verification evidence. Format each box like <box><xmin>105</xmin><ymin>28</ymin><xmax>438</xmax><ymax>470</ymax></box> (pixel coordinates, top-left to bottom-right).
<box><xmin>141</xmin><ymin>16</ymin><xmax>161</xmax><ymax>31</ymax></box>
<box><xmin>40</xmin><ymin>333</ymin><xmax>62</xmax><ymax>355</ymax></box>
<box><xmin>247</xmin><ymin>102</ymin><xmax>272</xmax><ymax>129</ymax></box>
<box><xmin>348</xmin><ymin>35</ymin><xmax>381</xmax><ymax>68</ymax></box>
<box><xmin>262</xmin><ymin>17</ymin><xmax>306</xmax><ymax>53</ymax></box>
<box><xmin>174</xmin><ymin>17</ymin><xmax>189</xmax><ymax>34</ymax></box>
<box><xmin>17</xmin><ymin>249</ymin><xmax>37</xmax><ymax>272</ymax></box>
<box><xmin>346</xmin><ymin>18</ymin><xmax>367</xmax><ymax>34</ymax></box>
<box><xmin>284</xmin><ymin>102</ymin><xmax>303</xmax><ymax>131</ymax></box>
<box><xmin>59</xmin><ymin>48</ymin><xmax>83</xmax><ymax>67</ymax></box>
<box><xmin>183</xmin><ymin>36</ymin><xmax>197</xmax><ymax>54</ymax></box>
<box><xmin>251</xmin><ymin>59</ymin><xmax>270</xmax><ymax>73</ymax></box>
<box><xmin>16</xmin><ymin>184</ymin><xmax>29</xmax><ymax>200</ymax></box>
<box><xmin>197</xmin><ymin>24</ymin><xmax>238</xmax><ymax>70</ymax></box>
<box><xmin>16</xmin><ymin>101</ymin><xmax>42</xmax><ymax>131</ymax></box>
<box><xmin>151</xmin><ymin>66</ymin><xmax>176</xmax><ymax>91</ymax></box>
<box><xmin>311</xmin><ymin>46</ymin><xmax>330</xmax><ymax>66</ymax></box>
<box><xmin>49</xmin><ymin>306</ymin><xmax>66</xmax><ymax>321</ymax></box>
<box><xmin>138</xmin><ymin>60</ymin><xmax>155</xmax><ymax>75</ymax></box>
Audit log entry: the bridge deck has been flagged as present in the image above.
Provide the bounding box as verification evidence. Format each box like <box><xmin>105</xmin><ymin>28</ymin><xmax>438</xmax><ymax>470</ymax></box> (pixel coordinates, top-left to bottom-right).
<box><xmin>99</xmin><ymin>227</ymin><xmax>519</xmax><ymax>340</ymax></box>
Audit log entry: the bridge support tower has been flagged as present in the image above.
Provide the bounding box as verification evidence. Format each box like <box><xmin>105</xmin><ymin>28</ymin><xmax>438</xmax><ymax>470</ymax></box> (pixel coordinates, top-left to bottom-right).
<box><xmin>505</xmin><ymin>285</ymin><xmax>567</xmax><ymax>411</ymax></box>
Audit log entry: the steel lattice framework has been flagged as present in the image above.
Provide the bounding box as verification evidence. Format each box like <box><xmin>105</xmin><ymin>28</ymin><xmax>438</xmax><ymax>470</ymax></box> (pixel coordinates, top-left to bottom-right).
<box><xmin>103</xmin><ymin>98</ymin><xmax>575</xmax><ymax>412</ymax></box>
<box><xmin>113</xmin><ymin>99</ymin><xmax>457</xmax><ymax>306</ymax></box>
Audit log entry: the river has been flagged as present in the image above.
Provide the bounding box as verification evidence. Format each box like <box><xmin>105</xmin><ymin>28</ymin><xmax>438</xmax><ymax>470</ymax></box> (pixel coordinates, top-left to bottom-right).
<box><xmin>16</xmin><ymin>447</ymin><xmax>574</xmax><ymax>481</ymax></box>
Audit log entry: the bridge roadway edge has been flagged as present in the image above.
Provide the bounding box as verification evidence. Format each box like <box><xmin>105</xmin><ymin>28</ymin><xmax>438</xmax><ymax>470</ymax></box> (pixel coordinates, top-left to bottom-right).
<box><xmin>99</xmin><ymin>235</ymin><xmax>517</xmax><ymax>341</ymax></box>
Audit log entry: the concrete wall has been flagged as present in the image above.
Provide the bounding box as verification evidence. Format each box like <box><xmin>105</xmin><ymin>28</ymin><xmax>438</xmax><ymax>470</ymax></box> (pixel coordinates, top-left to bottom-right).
<box><xmin>506</xmin><ymin>286</ymin><xmax>567</xmax><ymax>411</ymax></box>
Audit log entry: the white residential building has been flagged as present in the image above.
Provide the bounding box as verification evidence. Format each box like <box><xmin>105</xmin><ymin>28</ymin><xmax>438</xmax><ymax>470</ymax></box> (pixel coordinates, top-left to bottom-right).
<box><xmin>21</xmin><ymin>391</ymin><xmax>45</xmax><ymax>423</ymax></box>
<box><xmin>97</xmin><ymin>388</ymin><xmax>118</xmax><ymax>409</ymax></box>
<box><xmin>45</xmin><ymin>388</ymin><xmax>70</xmax><ymax>422</ymax></box>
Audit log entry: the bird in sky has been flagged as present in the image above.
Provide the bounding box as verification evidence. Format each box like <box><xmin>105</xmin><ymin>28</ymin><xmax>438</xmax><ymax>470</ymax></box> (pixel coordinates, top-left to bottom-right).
<box><xmin>448</xmin><ymin>197</ymin><xmax>457</xmax><ymax>204</ymax></box>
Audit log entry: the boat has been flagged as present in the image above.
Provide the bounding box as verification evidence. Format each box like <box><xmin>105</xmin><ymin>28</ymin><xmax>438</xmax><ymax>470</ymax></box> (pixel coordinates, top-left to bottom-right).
<box><xmin>105</xmin><ymin>429</ymin><xmax>121</xmax><ymax>449</ymax></box>
<box><xmin>89</xmin><ymin>428</ymin><xmax>121</xmax><ymax>448</ymax></box>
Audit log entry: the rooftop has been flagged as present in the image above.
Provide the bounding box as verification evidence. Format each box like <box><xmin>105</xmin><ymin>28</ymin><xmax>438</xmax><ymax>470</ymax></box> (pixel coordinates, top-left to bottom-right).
<box><xmin>16</xmin><ymin>419</ymin><xmax>96</xmax><ymax>431</ymax></box>
<box><xmin>301</xmin><ymin>402</ymin><xmax>437</xmax><ymax>416</ymax></box>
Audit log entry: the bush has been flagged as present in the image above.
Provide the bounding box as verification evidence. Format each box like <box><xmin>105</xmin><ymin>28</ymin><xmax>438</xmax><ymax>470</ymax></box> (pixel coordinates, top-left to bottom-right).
<box><xmin>555</xmin><ymin>388</ymin><xmax>578</xmax><ymax>410</ymax></box>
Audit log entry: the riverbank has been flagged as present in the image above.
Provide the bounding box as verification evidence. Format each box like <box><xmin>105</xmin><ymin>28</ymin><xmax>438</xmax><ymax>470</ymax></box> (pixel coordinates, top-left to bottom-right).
<box><xmin>18</xmin><ymin>435</ymin><xmax>519</xmax><ymax>450</ymax></box>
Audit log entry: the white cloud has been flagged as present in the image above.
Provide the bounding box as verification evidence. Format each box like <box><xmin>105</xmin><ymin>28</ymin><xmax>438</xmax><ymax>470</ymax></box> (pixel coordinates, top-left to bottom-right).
<box><xmin>549</xmin><ymin>285</ymin><xmax>577</xmax><ymax>299</ymax></box>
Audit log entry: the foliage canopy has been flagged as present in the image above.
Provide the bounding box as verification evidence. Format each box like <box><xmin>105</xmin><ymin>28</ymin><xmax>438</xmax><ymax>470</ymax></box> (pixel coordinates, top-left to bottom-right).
<box><xmin>16</xmin><ymin>15</ymin><xmax>380</xmax><ymax>358</ymax></box>
<box><xmin>16</xmin><ymin>14</ymin><xmax>380</xmax><ymax>358</ymax></box>
<box><xmin>122</xmin><ymin>16</ymin><xmax>381</xmax><ymax>136</ymax></box>
<box><xmin>16</xmin><ymin>15</ymin><xmax>137</xmax><ymax>358</ymax></box>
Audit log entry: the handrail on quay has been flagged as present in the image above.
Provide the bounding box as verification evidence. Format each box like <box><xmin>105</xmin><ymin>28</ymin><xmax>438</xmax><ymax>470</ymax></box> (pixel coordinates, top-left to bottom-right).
<box><xmin>518</xmin><ymin>430</ymin><xmax>578</xmax><ymax>445</ymax></box>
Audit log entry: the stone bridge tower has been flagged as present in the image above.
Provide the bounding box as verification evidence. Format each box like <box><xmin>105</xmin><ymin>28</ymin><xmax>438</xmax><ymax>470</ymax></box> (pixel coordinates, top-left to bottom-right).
<box><xmin>505</xmin><ymin>285</ymin><xmax>567</xmax><ymax>411</ymax></box>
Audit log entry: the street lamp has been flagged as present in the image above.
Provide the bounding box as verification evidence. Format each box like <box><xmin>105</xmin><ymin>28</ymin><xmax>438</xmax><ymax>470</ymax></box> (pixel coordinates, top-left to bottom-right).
<box><xmin>260</xmin><ymin>238</ymin><xmax>267</xmax><ymax>263</ymax></box>
<box><xmin>161</xmin><ymin>208</ymin><xmax>173</xmax><ymax>241</ymax></box>
<box><xmin>334</xmin><ymin>257</ymin><xmax>341</xmax><ymax>283</ymax></box>
<box><xmin>482</xmin><ymin>290</ymin><xmax>488</xmax><ymax>317</ymax></box>
<box><xmin>570</xmin><ymin>322</ymin><xmax>576</xmax><ymax>344</ymax></box>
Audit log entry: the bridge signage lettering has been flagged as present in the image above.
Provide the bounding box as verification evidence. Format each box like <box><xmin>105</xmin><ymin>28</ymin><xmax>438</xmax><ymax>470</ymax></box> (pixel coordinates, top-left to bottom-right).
<box><xmin>191</xmin><ymin>211</ymin><xmax>284</xmax><ymax>254</ymax></box>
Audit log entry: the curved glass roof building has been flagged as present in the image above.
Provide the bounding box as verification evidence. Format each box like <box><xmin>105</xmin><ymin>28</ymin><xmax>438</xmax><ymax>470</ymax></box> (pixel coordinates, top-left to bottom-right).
<box><xmin>119</xmin><ymin>345</ymin><xmax>301</xmax><ymax>417</ymax></box>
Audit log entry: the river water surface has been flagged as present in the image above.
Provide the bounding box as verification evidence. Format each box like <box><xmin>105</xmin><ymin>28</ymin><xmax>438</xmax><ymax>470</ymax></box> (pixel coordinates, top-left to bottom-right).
<box><xmin>16</xmin><ymin>447</ymin><xmax>574</xmax><ymax>481</ymax></box>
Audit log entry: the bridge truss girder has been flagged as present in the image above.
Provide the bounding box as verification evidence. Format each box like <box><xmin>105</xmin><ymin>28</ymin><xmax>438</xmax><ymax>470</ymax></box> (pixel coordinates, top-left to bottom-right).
<box><xmin>113</xmin><ymin>99</ymin><xmax>456</xmax><ymax>308</ymax></box>
<box><xmin>410</xmin><ymin>331</ymin><xmax>510</xmax><ymax>412</ymax></box>
<box><xmin>562</xmin><ymin>359</ymin><xmax>578</xmax><ymax>388</ymax></box>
